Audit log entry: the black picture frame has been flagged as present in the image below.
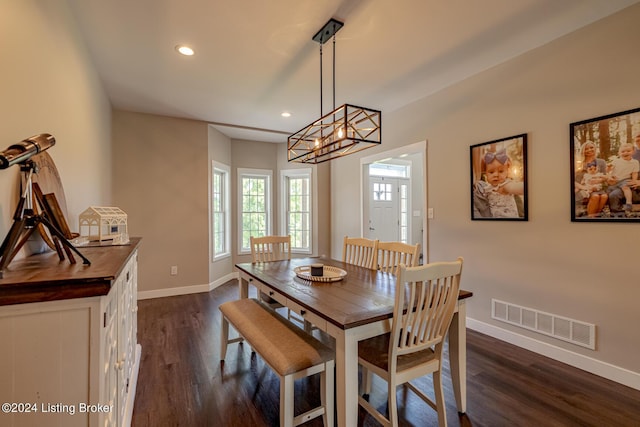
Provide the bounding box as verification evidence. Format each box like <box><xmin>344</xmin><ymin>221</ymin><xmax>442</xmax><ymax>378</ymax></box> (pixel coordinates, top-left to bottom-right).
<box><xmin>470</xmin><ymin>134</ymin><xmax>528</xmax><ymax>221</ymax></box>
<box><xmin>570</xmin><ymin>107</ymin><xmax>640</xmax><ymax>222</ymax></box>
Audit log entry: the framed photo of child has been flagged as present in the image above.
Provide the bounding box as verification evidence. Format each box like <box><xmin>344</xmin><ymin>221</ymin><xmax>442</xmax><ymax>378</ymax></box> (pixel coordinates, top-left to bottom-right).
<box><xmin>570</xmin><ymin>107</ymin><xmax>640</xmax><ymax>222</ymax></box>
<box><xmin>470</xmin><ymin>134</ymin><xmax>528</xmax><ymax>221</ymax></box>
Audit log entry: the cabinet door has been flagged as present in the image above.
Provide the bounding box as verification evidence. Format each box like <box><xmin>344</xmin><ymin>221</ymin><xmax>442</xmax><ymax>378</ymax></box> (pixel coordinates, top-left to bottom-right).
<box><xmin>117</xmin><ymin>252</ymin><xmax>139</xmax><ymax>425</ymax></box>
<box><xmin>121</xmin><ymin>256</ymin><xmax>136</xmax><ymax>386</ymax></box>
<box><xmin>101</xmin><ymin>275</ymin><xmax>120</xmax><ymax>427</ymax></box>
<box><xmin>117</xmin><ymin>268</ymin><xmax>129</xmax><ymax>424</ymax></box>
<box><xmin>0</xmin><ymin>300</ymin><xmax>95</xmax><ymax>427</ymax></box>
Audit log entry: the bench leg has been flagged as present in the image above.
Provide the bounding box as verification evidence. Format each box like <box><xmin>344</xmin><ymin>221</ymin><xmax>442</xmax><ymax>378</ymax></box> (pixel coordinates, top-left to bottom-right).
<box><xmin>322</xmin><ymin>360</ymin><xmax>335</xmax><ymax>427</ymax></box>
<box><xmin>220</xmin><ymin>315</ymin><xmax>229</xmax><ymax>361</ymax></box>
<box><xmin>281</xmin><ymin>374</ymin><xmax>294</xmax><ymax>427</ymax></box>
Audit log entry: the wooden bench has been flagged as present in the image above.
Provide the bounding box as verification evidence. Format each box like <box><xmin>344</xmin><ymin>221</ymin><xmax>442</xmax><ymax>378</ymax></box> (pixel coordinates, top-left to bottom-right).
<box><xmin>220</xmin><ymin>298</ymin><xmax>334</xmax><ymax>427</ymax></box>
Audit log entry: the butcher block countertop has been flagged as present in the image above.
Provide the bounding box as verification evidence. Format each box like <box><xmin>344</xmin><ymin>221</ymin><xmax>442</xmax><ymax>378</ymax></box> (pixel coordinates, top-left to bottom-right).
<box><xmin>0</xmin><ymin>237</ymin><xmax>141</xmax><ymax>306</ymax></box>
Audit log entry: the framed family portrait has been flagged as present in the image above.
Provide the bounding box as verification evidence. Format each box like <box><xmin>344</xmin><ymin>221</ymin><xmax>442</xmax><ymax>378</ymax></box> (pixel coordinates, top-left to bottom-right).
<box><xmin>470</xmin><ymin>134</ymin><xmax>528</xmax><ymax>221</ymax></box>
<box><xmin>570</xmin><ymin>107</ymin><xmax>640</xmax><ymax>222</ymax></box>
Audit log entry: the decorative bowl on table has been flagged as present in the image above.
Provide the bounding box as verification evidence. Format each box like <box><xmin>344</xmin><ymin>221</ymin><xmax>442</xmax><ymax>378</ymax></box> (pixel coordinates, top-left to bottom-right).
<box><xmin>294</xmin><ymin>265</ymin><xmax>347</xmax><ymax>282</ymax></box>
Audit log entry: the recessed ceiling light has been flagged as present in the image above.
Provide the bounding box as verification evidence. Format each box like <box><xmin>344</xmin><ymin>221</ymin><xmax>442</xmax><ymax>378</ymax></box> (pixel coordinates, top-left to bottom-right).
<box><xmin>175</xmin><ymin>45</ymin><xmax>194</xmax><ymax>56</ymax></box>
<box><xmin>281</xmin><ymin>112</ymin><xmax>291</xmax><ymax>118</ymax></box>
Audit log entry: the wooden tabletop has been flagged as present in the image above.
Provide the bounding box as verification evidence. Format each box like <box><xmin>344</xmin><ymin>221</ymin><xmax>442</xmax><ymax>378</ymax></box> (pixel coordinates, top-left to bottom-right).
<box><xmin>236</xmin><ymin>257</ymin><xmax>472</xmax><ymax>330</ymax></box>
<box><xmin>0</xmin><ymin>237</ymin><xmax>141</xmax><ymax>306</ymax></box>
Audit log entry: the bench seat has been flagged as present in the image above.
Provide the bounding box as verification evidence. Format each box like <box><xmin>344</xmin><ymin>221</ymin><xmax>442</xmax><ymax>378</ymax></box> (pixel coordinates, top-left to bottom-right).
<box><xmin>220</xmin><ymin>298</ymin><xmax>334</xmax><ymax>427</ymax></box>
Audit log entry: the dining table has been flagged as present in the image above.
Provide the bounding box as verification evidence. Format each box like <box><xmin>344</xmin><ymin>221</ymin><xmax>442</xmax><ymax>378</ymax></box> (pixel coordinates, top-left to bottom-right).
<box><xmin>235</xmin><ymin>256</ymin><xmax>473</xmax><ymax>427</ymax></box>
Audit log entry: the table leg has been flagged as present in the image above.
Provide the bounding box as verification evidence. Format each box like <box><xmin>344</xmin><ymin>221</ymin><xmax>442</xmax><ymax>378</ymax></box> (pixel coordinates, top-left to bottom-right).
<box><xmin>330</xmin><ymin>326</ymin><xmax>359</xmax><ymax>427</ymax></box>
<box><xmin>449</xmin><ymin>300</ymin><xmax>467</xmax><ymax>413</ymax></box>
<box><xmin>238</xmin><ymin>275</ymin><xmax>248</xmax><ymax>299</ymax></box>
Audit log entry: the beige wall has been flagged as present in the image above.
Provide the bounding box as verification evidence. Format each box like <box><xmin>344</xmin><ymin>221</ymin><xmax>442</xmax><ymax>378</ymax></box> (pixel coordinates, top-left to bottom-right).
<box><xmin>0</xmin><ymin>0</ymin><xmax>111</xmax><ymax>254</ymax></box>
<box><xmin>208</xmin><ymin>126</ymin><xmax>233</xmax><ymax>283</ymax></box>
<box><xmin>112</xmin><ymin>111</ymin><xmax>210</xmax><ymax>292</ymax></box>
<box><xmin>330</xmin><ymin>5</ymin><xmax>640</xmax><ymax>375</ymax></box>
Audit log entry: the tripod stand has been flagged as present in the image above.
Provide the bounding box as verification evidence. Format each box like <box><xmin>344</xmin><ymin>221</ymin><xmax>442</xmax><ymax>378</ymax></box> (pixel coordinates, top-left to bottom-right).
<box><xmin>0</xmin><ymin>160</ymin><xmax>90</xmax><ymax>277</ymax></box>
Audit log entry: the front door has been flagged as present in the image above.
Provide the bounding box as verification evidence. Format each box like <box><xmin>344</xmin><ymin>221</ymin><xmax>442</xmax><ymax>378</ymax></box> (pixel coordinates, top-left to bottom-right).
<box><xmin>366</xmin><ymin>176</ymin><xmax>404</xmax><ymax>242</ymax></box>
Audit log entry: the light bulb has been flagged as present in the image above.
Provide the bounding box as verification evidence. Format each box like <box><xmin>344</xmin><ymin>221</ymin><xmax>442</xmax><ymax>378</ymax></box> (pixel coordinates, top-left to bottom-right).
<box><xmin>175</xmin><ymin>45</ymin><xmax>194</xmax><ymax>56</ymax></box>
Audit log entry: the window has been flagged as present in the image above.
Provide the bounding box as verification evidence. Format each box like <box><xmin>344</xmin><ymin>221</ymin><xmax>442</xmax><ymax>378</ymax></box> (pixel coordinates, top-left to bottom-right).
<box><xmin>399</xmin><ymin>183</ymin><xmax>408</xmax><ymax>243</ymax></box>
<box><xmin>373</xmin><ymin>182</ymin><xmax>393</xmax><ymax>201</ymax></box>
<box><xmin>369</xmin><ymin>162</ymin><xmax>410</xmax><ymax>178</ymax></box>
<box><xmin>281</xmin><ymin>169</ymin><xmax>312</xmax><ymax>253</ymax></box>
<box><xmin>212</xmin><ymin>162</ymin><xmax>230</xmax><ymax>260</ymax></box>
<box><xmin>238</xmin><ymin>168</ymin><xmax>272</xmax><ymax>253</ymax></box>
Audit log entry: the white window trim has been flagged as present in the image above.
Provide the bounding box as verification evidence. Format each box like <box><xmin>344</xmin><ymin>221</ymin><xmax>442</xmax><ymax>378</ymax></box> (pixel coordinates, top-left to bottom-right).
<box><xmin>280</xmin><ymin>168</ymin><xmax>313</xmax><ymax>254</ymax></box>
<box><xmin>237</xmin><ymin>168</ymin><xmax>272</xmax><ymax>255</ymax></box>
<box><xmin>212</xmin><ymin>161</ymin><xmax>231</xmax><ymax>261</ymax></box>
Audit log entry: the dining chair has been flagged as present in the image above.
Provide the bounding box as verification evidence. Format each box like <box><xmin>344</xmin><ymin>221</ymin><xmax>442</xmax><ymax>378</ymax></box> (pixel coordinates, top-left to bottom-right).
<box><xmin>250</xmin><ymin>235</ymin><xmax>291</xmax><ymax>263</ymax></box>
<box><xmin>250</xmin><ymin>235</ymin><xmax>291</xmax><ymax>310</ymax></box>
<box><xmin>342</xmin><ymin>236</ymin><xmax>379</xmax><ymax>270</ymax></box>
<box><xmin>250</xmin><ymin>235</ymin><xmax>312</xmax><ymax>331</ymax></box>
<box><xmin>377</xmin><ymin>241</ymin><xmax>420</xmax><ymax>274</ymax></box>
<box><xmin>358</xmin><ymin>257</ymin><xmax>463</xmax><ymax>427</ymax></box>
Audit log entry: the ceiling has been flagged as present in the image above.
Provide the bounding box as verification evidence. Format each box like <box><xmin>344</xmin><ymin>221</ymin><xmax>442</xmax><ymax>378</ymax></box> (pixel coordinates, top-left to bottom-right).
<box><xmin>67</xmin><ymin>0</ymin><xmax>638</xmax><ymax>143</ymax></box>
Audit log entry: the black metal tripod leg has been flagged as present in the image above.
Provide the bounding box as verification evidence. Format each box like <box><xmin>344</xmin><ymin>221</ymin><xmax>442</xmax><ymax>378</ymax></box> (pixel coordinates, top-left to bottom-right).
<box><xmin>0</xmin><ymin>218</ymin><xmax>28</xmax><ymax>271</ymax></box>
<box><xmin>39</xmin><ymin>216</ymin><xmax>91</xmax><ymax>265</ymax></box>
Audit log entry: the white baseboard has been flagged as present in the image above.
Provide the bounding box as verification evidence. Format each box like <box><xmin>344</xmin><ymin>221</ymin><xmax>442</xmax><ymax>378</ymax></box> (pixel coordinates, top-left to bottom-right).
<box><xmin>467</xmin><ymin>318</ymin><xmax>640</xmax><ymax>391</ymax></box>
<box><xmin>137</xmin><ymin>272</ymin><xmax>239</xmax><ymax>300</ymax></box>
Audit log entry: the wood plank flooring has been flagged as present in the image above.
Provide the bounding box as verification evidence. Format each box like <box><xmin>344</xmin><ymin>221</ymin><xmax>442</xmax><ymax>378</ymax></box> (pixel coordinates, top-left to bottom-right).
<box><xmin>132</xmin><ymin>281</ymin><xmax>640</xmax><ymax>426</ymax></box>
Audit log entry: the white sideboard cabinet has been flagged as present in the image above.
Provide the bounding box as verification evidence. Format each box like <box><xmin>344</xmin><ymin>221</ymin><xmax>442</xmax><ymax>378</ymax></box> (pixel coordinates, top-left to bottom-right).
<box><xmin>0</xmin><ymin>238</ymin><xmax>142</xmax><ymax>427</ymax></box>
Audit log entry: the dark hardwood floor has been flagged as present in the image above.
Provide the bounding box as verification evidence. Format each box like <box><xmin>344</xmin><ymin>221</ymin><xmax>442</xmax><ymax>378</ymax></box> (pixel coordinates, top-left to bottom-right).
<box><xmin>132</xmin><ymin>281</ymin><xmax>640</xmax><ymax>427</ymax></box>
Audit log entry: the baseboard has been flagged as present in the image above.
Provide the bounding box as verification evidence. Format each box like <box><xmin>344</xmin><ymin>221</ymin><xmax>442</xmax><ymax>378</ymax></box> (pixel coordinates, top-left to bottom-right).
<box><xmin>467</xmin><ymin>318</ymin><xmax>640</xmax><ymax>391</ymax></box>
<box><xmin>137</xmin><ymin>272</ymin><xmax>239</xmax><ymax>300</ymax></box>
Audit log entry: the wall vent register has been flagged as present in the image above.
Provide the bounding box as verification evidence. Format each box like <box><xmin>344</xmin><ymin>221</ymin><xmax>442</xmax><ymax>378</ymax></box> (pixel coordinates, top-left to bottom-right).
<box><xmin>491</xmin><ymin>299</ymin><xmax>596</xmax><ymax>350</ymax></box>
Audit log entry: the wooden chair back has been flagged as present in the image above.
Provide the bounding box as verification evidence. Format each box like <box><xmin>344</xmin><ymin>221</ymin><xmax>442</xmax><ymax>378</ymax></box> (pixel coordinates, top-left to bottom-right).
<box><xmin>250</xmin><ymin>235</ymin><xmax>291</xmax><ymax>263</ymax></box>
<box><xmin>391</xmin><ymin>257</ymin><xmax>463</xmax><ymax>360</ymax></box>
<box><xmin>377</xmin><ymin>241</ymin><xmax>420</xmax><ymax>274</ymax></box>
<box><xmin>342</xmin><ymin>236</ymin><xmax>378</xmax><ymax>270</ymax></box>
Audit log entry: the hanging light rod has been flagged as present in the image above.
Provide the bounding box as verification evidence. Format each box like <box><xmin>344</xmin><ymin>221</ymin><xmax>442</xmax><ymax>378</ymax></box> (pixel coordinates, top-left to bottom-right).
<box><xmin>288</xmin><ymin>18</ymin><xmax>381</xmax><ymax>164</ymax></box>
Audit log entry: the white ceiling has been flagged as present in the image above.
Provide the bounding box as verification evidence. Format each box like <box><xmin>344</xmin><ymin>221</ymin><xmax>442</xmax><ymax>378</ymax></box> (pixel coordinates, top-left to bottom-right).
<box><xmin>67</xmin><ymin>0</ymin><xmax>638</xmax><ymax>143</ymax></box>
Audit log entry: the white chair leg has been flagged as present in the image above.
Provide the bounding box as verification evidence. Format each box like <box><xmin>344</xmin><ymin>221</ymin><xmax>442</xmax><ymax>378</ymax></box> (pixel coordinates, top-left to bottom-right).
<box><xmin>281</xmin><ymin>374</ymin><xmax>294</xmax><ymax>427</ymax></box>
<box><xmin>434</xmin><ymin>371</ymin><xmax>447</xmax><ymax>427</ymax></box>
<box><xmin>360</xmin><ymin>367</ymin><xmax>373</xmax><ymax>395</ymax></box>
<box><xmin>388</xmin><ymin>382</ymin><xmax>398</xmax><ymax>427</ymax></box>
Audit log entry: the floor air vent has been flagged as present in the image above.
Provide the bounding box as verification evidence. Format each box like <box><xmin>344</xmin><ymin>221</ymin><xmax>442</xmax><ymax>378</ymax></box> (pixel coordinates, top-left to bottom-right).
<box><xmin>491</xmin><ymin>299</ymin><xmax>596</xmax><ymax>350</ymax></box>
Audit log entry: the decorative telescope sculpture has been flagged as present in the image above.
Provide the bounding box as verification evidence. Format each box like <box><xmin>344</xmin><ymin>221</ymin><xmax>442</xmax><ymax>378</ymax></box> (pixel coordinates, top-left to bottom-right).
<box><xmin>0</xmin><ymin>133</ymin><xmax>56</xmax><ymax>169</ymax></box>
<box><xmin>0</xmin><ymin>134</ymin><xmax>90</xmax><ymax>278</ymax></box>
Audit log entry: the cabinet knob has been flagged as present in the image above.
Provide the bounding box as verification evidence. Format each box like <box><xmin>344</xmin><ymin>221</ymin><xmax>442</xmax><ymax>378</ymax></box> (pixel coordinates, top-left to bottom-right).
<box><xmin>269</xmin><ymin>291</ymin><xmax>274</xmax><ymax>296</ymax></box>
<box><xmin>300</xmin><ymin>310</ymin><xmax>306</xmax><ymax>316</ymax></box>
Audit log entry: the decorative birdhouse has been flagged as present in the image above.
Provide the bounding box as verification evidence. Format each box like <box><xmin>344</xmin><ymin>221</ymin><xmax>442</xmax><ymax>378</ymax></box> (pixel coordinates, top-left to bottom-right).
<box><xmin>79</xmin><ymin>206</ymin><xmax>129</xmax><ymax>243</ymax></box>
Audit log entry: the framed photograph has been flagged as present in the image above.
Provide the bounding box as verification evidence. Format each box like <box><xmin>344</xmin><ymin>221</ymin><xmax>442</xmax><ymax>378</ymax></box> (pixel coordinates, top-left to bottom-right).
<box><xmin>570</xmin><ymin>107</ymin><xmax>640</xmax><ymax>222</ymax></box>
<box><xmin>470</xmin><ymin>134</ymin><xmax>528</xmax><ymax>221</ymax></box>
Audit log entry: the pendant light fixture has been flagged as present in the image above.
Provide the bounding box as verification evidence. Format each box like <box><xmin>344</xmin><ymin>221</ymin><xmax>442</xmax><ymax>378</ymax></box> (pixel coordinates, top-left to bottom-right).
<box><xmin>288</xmin><ymin>18</ymin><xmax>381</xmax><ymax>164</ymax></box>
